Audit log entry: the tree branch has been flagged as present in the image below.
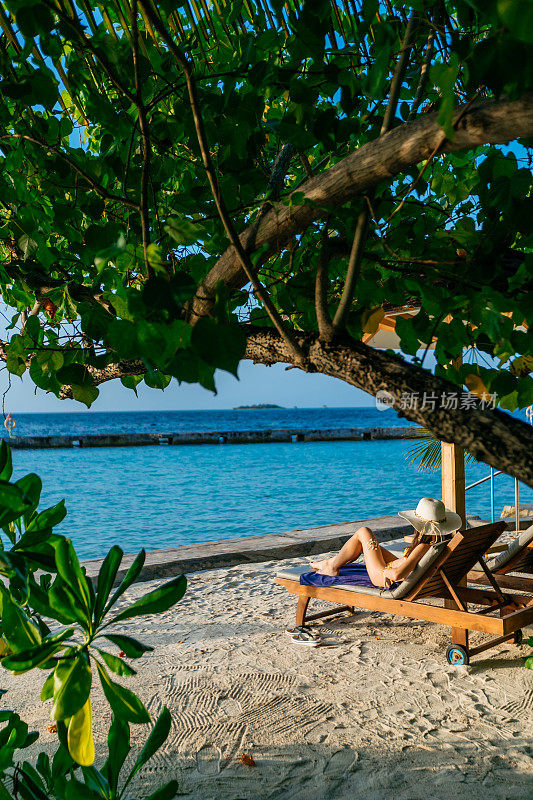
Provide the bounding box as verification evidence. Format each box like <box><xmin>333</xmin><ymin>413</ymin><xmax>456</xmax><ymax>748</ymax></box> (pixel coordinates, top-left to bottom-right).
<box><xmin>131</xmin><ymin>0</ymin><xmax>152</xmax><ymax>273</ymax></box>
<box><xmin>193</xmin><ymin>93</ymin><xmax>533</xmax><ymax>318</ymax></box>
<box><xmin>315</xmin><ymin>221</ymin><xmax>334</xmax><ymax>339</ymax></box>
<box><xmin>331</xmin><ymin>11</ymin><xmax>416</xmax><ymax>335</ymax></box>
<box><xmin>41</xmin><ymin>0</ymin><xmax>138</xmax><ymax>106</ymax></box>
<box><xmin>0</xmin><ymin>134</ymin><xmax>140</xmax><ymax>210</ymax></box>
<box><xmin>243</xmin><ymin>327</ymin><xmax>533</xmax><ymax>488</ymax></box>
<box><xmin>137</xmin><ymin>0</ymin><xmax>306</xmax><ymax>367</ymax></box>
<box><xmin>407</xmin><ymin>25</ymin><xmax>436</xmax><ymax>122</ymax></box>
<box><xmin>331</xmin><ymin>205</ymin><xmax>370</xmax><ymax>332</ymax></box>
<box><xmin>14</xmin><ymin>327</ymin><xmax>532</xmax><ymax>487</ymax></box>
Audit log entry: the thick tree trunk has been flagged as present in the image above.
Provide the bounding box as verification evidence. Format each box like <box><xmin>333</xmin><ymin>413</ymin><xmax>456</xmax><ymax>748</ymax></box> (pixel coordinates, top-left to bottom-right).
<box><xmin>193</xmin><ymin>93</ymin><xmax>533</xmax><ymax>318</ymax></box>
<box><xmin>244</xmin><ymin>327</ymin><xmax>533</xmax><ymax>488</ymax></box>
<box><xmin>26</xmin><ymin>325</ymin><xmax>533</xmax><ymax>487</ymax></box>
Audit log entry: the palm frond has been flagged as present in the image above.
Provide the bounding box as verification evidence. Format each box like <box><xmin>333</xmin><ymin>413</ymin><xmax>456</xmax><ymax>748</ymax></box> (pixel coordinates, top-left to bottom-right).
<box><xmin>405</xmin><ymin>427</ymin><xmax>478</xmax><ymax>473</ymax></box>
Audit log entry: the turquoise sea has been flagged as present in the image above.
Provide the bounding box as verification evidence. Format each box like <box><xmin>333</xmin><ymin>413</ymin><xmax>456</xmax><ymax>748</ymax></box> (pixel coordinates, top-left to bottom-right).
<box><xmin>5</xmin><ymin>408</ymin><xmax>533</xmax><ymax>560</ymax></box>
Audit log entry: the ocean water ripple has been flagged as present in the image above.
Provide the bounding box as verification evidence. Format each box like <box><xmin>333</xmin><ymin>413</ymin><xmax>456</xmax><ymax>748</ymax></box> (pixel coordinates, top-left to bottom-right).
<box><xmin>6</xmin><ymin>418</ymin><xmax>532</xmax><ymax>561</ymax></box>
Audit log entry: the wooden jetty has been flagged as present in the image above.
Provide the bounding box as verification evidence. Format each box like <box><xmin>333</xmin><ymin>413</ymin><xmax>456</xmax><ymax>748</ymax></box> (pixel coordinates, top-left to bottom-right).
<box><xmin>3</xmin><ymin>426</ymin><xmax>419</xmax><ymax>450</ymax></box>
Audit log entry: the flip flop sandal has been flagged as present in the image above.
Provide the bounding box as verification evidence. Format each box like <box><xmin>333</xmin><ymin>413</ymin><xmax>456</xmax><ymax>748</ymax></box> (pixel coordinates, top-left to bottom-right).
<box><xmin>285</xmin><ymin>624</ymin><xmax>319</xmax><ymax>636</ymax></box>
<box><xmin>289</xmin><ymin>630</ymin><xmax>321</xmax><ymax>646</ymax></box>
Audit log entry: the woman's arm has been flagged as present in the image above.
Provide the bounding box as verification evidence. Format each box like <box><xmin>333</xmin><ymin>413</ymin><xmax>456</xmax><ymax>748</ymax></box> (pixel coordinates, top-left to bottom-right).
<box><xmin>383</xmin><ymin>543</ymin><xmax>431</xmax><ymax>583</ymax></box>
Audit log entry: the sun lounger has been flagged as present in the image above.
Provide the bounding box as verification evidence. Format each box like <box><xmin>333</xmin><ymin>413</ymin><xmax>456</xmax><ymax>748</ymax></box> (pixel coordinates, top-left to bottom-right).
<box><xmin>468</xmin><ymin>523</ymin><xmax>533</xmax><ymax>592</ymax></box>
<box><xmin>275</xmin><ymin>521</ymin><xmax>533</xmax><ymax>665</ymax></box>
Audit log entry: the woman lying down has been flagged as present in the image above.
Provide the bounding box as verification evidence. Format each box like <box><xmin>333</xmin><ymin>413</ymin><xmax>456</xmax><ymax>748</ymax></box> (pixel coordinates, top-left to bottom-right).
<box><xmin>307</xmin><ymin>497</ymin><xmax>462</xmax><ymax>590</ymax></box>
<box><xmin>285</xmin><ymin>498</ymin><xmax>463</xmax><ymax>646</ymax></box>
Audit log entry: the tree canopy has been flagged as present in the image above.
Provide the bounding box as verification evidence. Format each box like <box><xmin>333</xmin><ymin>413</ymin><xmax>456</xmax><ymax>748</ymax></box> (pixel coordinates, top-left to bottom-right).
<box><xmin>0</xmin><ymin>1</ymin><xmax>532</xmax><ymax>483</ymax></box>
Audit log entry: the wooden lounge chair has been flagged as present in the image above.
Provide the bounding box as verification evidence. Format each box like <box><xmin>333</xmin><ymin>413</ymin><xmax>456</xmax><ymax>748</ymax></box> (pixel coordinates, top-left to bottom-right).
<box><xmin>275</xmin><ymin>521</ymin><xmax>533</xmax><ymax>665</ymax></box>
<box><xmin>468</xmin><ymin>523</ymin><xmax>533</xmax><ymax>593</ymax></box>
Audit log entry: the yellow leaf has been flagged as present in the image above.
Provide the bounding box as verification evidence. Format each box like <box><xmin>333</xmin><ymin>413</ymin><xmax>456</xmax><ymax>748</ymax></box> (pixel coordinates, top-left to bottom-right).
<box><xmin>510</xmin><ymin>355</ymin><xmax>533</xmax><ymax>378</ymax></box>
<box><xmin>361</xmin><ymin>308</ymin><xmax>385</xmax><ymax>336</ymax></box>
<box><xmin>465</xmin><ymin>374</ymin><xmax>490</xmax><ymax>401</ymax></box>
<box><xmin>67</xmin><ymin>699</ymin><xmax>95</xmax><ymax>766</ymax></box>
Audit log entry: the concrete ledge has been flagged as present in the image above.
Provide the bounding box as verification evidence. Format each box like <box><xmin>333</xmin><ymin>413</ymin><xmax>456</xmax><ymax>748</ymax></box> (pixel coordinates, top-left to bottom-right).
<box><xmin>5</xmin><ymin>426</ymin><xmax>418</xmax><ymax>450</ymax></box>
<box><xmin>82</xmin><ymin>515</ymin><xmax>413</xmax><ymax>585</ymax></box>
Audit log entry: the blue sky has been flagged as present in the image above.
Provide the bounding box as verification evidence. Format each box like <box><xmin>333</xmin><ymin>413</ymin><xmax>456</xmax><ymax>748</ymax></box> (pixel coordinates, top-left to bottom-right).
<box><xmin>1</xmin><ymin>358</ymin><xmax>377</xmax><ymax>413</ymax></box>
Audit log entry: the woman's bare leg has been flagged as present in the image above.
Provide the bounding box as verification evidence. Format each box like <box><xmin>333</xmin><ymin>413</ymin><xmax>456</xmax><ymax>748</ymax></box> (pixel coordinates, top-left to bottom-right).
<box><xmin>310</xmin><ymin>527</ymin><xmax>391</xmax><ymax>585</ymax></box>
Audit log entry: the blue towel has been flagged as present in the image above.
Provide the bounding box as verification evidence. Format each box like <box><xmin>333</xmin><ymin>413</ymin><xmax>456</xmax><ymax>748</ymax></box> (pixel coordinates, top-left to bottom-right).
<box><xmin>300</xmin><ymin>562</ymin><xmax>377</xmax><ymax>588</ymax></box>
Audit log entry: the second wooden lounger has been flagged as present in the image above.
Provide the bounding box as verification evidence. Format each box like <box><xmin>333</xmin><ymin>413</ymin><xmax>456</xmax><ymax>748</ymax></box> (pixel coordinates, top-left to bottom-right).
<box><xmin>275</xmin><ymin>522</ymin><xmax>533</xmax><ymax>665</ymax></box>
<box><xmin>468</xmin><ymin>523</ymin><xmax>533</xmax><ymax>592</ymax></box>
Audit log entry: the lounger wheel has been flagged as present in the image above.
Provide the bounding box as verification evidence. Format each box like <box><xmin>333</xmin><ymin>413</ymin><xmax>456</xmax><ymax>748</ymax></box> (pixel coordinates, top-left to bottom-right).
<box><xmin>446</xmin><ymin>644</ymin><xmax>469</xmax><ymax>666</ymax></box>
<box><xmin>513</xmin><ymin>629</ymin><xmax>523</xmax><ymax>645</ymax></box>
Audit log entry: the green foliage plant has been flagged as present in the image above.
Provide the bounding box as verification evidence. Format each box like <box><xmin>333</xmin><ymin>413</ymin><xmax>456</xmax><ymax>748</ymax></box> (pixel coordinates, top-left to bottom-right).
<box><xmin>0</xmin><ymin>442</ymin><xmax>185</xmax><ymax>799</ymax></box>
<box><xmin>525</xmin><ymin>639</ymin><xmax>533</xmax><ymax>671</ymax></box>
<box><xmin>0</xmin><ymin>2</ymin><xmax>532</xmax><ymax>486</ymax></box>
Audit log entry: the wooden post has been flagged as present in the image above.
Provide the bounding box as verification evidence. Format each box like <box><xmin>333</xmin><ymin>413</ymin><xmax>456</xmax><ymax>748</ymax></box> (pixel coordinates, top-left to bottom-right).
<box><xmin>441</xmin><ymin>349</ymin><xmax>466</xmax><ymax>528</ymax></box>
<box><xmin>441</xmin><ymin>346</ymin><xmax>467</xmax><ymax>649</ymax></box>
<box><xmin>442</xmin><ymin>440</ymin><xmax>468</xmax><ymax>649</ymax></box>
<box><xmin>441</xmin><ymin>442</ymin><xmax>466</xmax><ymax>528</ymax></box>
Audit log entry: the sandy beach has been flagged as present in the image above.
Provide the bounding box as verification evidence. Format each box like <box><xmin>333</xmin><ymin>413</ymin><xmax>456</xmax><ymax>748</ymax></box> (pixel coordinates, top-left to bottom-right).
<box><xmin>3</xmin><ymin>547</ymin><xmax>533</xmax><ymax>800</ymax></box>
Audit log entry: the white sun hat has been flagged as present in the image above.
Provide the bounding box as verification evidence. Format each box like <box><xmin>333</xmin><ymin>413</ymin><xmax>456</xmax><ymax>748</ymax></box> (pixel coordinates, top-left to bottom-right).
<box><xmin>398</xmin><ymin>497</ymin><xmax>462</xmax><ymax>538</ymax></box>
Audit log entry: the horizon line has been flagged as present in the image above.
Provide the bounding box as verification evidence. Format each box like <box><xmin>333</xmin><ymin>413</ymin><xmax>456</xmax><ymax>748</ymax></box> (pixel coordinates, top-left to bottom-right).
<box><xmin>4</xmin><ymin>405</ymin><xmax>383</xmax><ymax>415</ymax></box>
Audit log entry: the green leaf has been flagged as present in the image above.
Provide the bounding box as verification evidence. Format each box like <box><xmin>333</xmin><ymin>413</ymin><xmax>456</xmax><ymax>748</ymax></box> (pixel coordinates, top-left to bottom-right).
<box><xmin>26</xmin><ymin>500</ymin><xmax>67</xmax><ymax>533</ymax></box>
<box><xmin>499</xmin><ymin>390</ymin><xmax>518</xmax><ymax>411</ymax></box>
<box><xmin>71</xmin><ymin>384</ymin><xmax>99</xmax><ymax>408</ymax></box>
<box><xmin>145</xmin><ymin>781</ymin><xmax>180</xmax><ymax>800</ymax></box>
<box><xmin>143</xmin><ymin>369</ymin><xmax>171</xmax><ymax>390</ymax></box>
<box><xmin>104</xmin><ymin>550</ymin><xmax>146</xmax><ymax>616</ymax></box>
<box><xmin>165</xmin><ymin>216</ymin><xmax>205</xmax><ymax>245</ymax></box>
<box><xmin>95</xmin><ymin>545</ymin><xmax>123</xmax><ymax>624</ymax></box>
<box><xmin>498</xmin><ymin>0</ymin><xmax>533</xmax><ymax>43</ymax></box>
<box><xmin>7</xmin><ymin>766</ymin><xmax>48</xmax><ymax>800</ymax></box>
<box><xmin>41</xmin><ymin>670</ymin><xmax>55</xmax><ymax>701</ymax></box>
<box><xmin>25</xmin><ymin>314</ymin><xmax>41</xmax><ymax>341</ymax></box>
<box><xmin>13</xmin><ymin>528</ymin><xmax>53</xmax><ymax>554</ymax></box>
<box><xmin>129</xmin><ymin>707</ymin><xmax>172</xmax><ymax>780</ymax></box>
<box><xmin>191</xmin><ymin>319</ymin><xmax>246</xmax><ymax>377</ymax></box>
<box><xmin>0</xmin><ymin>590</ymin><xmax>41</xmax><ymax>653</ymax></box>
<box><xmin>64</xmin><ymin>777</ymin><xmax>101</xmax><ymax>800</ymax></box>
<box><xmin>56</xmin><ymin>364</ymin><xmax>94</xmax><ymax>386</ymax></box>
<box><xmin>525</xmin><ymin>656</ymin><xmax>533</xmax><ymax>669</ymax></box>
<box><xmin>16</xmin><ymin>763</ymin><xmax>49</xmax><ymax>800</ymax></box>
<box><xmin>30</xmin><ymin>578</ymin><xmax>88</xmax><ymax>627</ymax></box>
<box><xmin>17</xmin><ymin>5</ymin><xmax>54</xmax><ymax>38</ymax></box>
<box><xmin>146</xmin><ymin>244</ymin><xmax>167</xmax><ymax>274</ymax></box>
<box><xmin>16</xmin><ymin>473</ymin><xmax>42</xmax><ymax>510</ymax></box>
<box><xmin>78</xmin><ymin>765</ymin><xmax>110</xmax><ymax>798</ymax></box>
<box><xmin>102</xmin><ymin>715</ymin><xmax>130</xmax><ymax>793</ymax></box>
<box><xmin>29</xmin><ymin>358</ymin><xmax>60</xmax><ymax>394</ymax></box>
<box><xmin>0</xmin><ymin>480</ymin><xmax>31</xmax><ymax>526</ymax></box>
<box><xmin>55</xmin><ymin>720</ymin><xmax>70</xmax><ymax>755</ymax></box>
<box><xmin>54</xmin><ymin>538</ymin><xmax>91</xmax><ymax>612</ymax></box>
<box><xmin>110</xmin><ymin>575</ymin><xmax>186</xmax><ymax>624</ymax></box>
<box><xmin>51</xmin><ymin>654</ymin><xmax>93</xmax><ymax>721</ymax></box>
<box><xmin>95</xmin><ymin>649</ymin><xmax>136</xmax><ymax>677</ymax></box>
<box><xmin>0</xmin><ymin>442</ymin><xmax>12</xmax><ymax>481</ymax></box>
<box><xmin>169</xmin><ymin>350</ymin><xmax>216</xmax><ymax>392</ymax></box>
<box><xmin>120</xmin><ymin>374</ymin><xmax>143</xmax><ymax>395</ymax></box>
<box><xmin>106</xmin><ymin>320</ymin><xmax>139</xmax><ymax>360</ymax></box>
<box><xmin>395</xmin><ymin>315</ymin><xmax>421</xmax><ymax>356</ymax></box>
<box><xmin>431</xmin><ymin>54</ymin><xmax>460</xmax><ymax>139</ymax></box>
<box><xmin>1</xmin><ymin>628</ymin><xmax>74</xmax><ymax>673</ymax></box>
<box><xmin>103</xmin><ymin>634</ymin><xmax>153</xmax><ymax>658</ymax></box>
<box><xmin>6</xmin><ymin>354</ymin><xmax>26</xmax><ymax>377</ymax></box>
<box><xmin>95</xmin><ymin>661</ymin><xmax>150</xmax><ymax>724</ymax></box>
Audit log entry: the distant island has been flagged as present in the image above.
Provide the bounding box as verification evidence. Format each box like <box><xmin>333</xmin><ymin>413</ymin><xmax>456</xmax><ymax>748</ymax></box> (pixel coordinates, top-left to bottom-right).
<box><xmin>233</xmin><ymin>404</ymin><xmax>284</xmax><ymax>410</ymax></box>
